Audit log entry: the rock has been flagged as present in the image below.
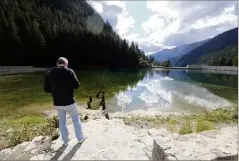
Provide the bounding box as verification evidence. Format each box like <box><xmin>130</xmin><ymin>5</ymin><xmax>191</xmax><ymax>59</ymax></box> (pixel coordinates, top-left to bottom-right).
<box><xmin>16</xmin><ymin>152</ymin><xmax>31</xmax><ymax>160</ymax></box>
<box><xmin>0</xmin><ymin>148</ymin><xmax>12</xmax><ymax>160</ymax></box>
<box><xmin>30</xmin><ymin>154</ymin><xmax>45</xmax><ymax>160</ymax></box>
<box><xmin>30</xmin><ymin>149</ymin><xmax>38</xmax><ymax>155</ymax></box>
<box><xmin>50</xmin><ymin>119</ymin><xmax>152</xmax><ymax>160</ymax></box>
<box><xmin>32</xmin><ymin>136</ymin><xmax>44</xmax><ymax>142</ymax></box>
<box><xmin>5</xmin><ymin>142</ymin><xmax>30</xmax><ymax>160</ymax></box>
<box><xmin>23</xmin><ymin>136</ymin><xmax>51</xmax><ymax>157</ymax></box>
<box><xmin>24</xmin><ymin>141</ymin><xmax>37</xmax><ymax>152</ymax></box>
<box><xmin>152</xmin><ymin>126</ymin><xmax>238</xmax><ymax>160</ymax></box>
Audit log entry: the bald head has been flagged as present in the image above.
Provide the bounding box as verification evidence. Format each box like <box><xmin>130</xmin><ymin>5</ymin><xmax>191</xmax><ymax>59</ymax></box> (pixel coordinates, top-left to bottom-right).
<box><xmin>56</xmin><ymin>57</ymin><xmax>68</xmax><ymax>68</ymax></box>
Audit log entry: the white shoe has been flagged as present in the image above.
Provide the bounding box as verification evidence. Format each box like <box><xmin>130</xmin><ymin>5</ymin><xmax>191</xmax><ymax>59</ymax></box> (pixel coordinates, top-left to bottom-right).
<box><xmin>78</xmin><ymin>136</ymin><xmax>87</xmax><ymax>144</ymax></box>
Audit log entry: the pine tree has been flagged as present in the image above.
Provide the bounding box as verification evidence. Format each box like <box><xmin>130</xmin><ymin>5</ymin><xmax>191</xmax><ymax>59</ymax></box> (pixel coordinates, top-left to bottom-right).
<box><xmin>0</xmin><ymin>0</ymin><xmax>148</xmax><ymax>68</ymax></box>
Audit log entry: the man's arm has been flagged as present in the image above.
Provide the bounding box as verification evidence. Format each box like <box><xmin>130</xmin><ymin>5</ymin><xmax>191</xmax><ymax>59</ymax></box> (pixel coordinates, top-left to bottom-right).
<box><xmin>44</xmin><ymin>71</ymin><xmax>51</xmax><ymax>93</ymax></box>
<box><xmin>71</xmin><ymin>70</ymin><xmax>80</xmax><ymax>89</ymax></box>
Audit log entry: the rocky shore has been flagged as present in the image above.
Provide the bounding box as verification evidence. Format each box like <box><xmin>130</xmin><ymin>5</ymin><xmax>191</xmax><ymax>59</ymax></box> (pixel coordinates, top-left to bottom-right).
<box><xmin>0</xmin><ymin>108</ymin><xmax>238</xmax><ymax>160</ymax></box>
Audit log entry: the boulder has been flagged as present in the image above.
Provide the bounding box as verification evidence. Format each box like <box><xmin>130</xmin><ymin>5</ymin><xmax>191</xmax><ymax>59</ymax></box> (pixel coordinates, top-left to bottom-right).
<box><xmin>152</xmin><ymin>126</ymin><xmax>238</xmax><ymax>160</ymax></box>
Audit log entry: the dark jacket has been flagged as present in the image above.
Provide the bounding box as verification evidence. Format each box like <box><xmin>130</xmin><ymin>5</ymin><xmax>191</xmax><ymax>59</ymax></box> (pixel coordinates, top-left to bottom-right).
<box><xmin>44</xmin><ymin>66</ymin><xmax>80</xmax><ymax>106</ymax></box>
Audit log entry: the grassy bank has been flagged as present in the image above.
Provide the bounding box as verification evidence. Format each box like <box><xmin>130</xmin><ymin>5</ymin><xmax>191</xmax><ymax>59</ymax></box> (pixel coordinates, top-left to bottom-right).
<box><xmin>0</xmin><ymin>105</ymin><xmax>238</xmax><ymax>150</ymax></box>
<box><xmin>124</xmin><ymin>106</ymin><xmax>238</xmax><ymax>135</ymax></box>
<box><xmin>0</xmin><ymin>115</ymin><xmax>59</xmax><ymax>150</ymax></box>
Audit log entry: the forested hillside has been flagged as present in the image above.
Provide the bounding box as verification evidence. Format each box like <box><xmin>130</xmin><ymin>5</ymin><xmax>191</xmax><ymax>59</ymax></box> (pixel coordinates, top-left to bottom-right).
<box><xmin>175</xmin><ymin>28</ymin><xmax>238</xmax><ymax>67</ymax></box>
<box><xmin>0</xmin><ymin>0</ymin><xmax>148</xmax><ymax>68</ymax></box>
<box><xmin>197</xmin><ymin>45</ymin><xmax>238</xmax><ymax>66</ymax></box>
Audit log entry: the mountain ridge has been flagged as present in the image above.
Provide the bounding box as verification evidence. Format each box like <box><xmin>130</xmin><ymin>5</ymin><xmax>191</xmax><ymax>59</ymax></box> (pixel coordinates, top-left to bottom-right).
<box><xmin>152</xmin><ymin>39</ymin><xmax>209</xmax><ymax>63</ymax></box>
<box><xmin>175</xmin><ymin>27</ymin><xmax>238</xmax><ymax>67</ymax></box>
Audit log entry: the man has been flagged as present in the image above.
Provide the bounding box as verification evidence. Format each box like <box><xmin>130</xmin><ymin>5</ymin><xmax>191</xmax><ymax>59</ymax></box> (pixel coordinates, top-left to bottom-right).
<box><xmin>44</xmin><ymin>57</ymin><xmax>86</xmax><ymax>146</ymax></box>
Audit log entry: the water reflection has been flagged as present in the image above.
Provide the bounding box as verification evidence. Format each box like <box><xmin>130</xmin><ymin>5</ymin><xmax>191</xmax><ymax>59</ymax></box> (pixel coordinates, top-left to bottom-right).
<box><xmin>110</xmin><ymin>69</ymin><xmax>238</xmax><ymax>113</ymax></box>
<box><xmin>0</xmin><ymin>69</ymin><xmax>237</xmax><ymax>115</ymax></box>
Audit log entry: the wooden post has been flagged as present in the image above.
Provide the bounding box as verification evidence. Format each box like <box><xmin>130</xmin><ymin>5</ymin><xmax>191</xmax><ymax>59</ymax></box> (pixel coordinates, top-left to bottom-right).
<box><xmin>96</xmin><ymin>89</ymin><xmax>102</xmax><ymax>98</ymax></box>
<box><xmin>87</xmin><ymin>96</ymin><xmax>92</xmax><ymax>109</ymax></box>
<box><xmin>100</xmin><ymin>90</ymin><xmax>106</xmax><ymax>110</ymax></box>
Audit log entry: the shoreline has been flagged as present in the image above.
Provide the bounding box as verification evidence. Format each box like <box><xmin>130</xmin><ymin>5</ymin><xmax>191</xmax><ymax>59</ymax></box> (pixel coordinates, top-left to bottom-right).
<box><xmin>152</xmin><ymin>65</ymin><xmax>238</xmax><ymax>75</ymax></box>
<box><xmin>0</xmin><ymin>66</ymin><xmax>46</xmax><ymax>75</ymax></box>
<box><xmin>43</xmin><ymin>106</ymin><xmax>237</xmax><ymax>130</ymax></box>
<box><xmin>0</xmin><ymin>107</ymin><xmax>237</xmax><ymax>160</ymax></box>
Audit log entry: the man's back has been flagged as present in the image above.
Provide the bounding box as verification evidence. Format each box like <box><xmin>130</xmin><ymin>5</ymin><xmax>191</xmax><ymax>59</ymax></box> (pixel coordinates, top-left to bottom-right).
<box><xmin>44</xmin><ymin>67</ymin><xmax>80</xmax><ymax>106</ymax></box>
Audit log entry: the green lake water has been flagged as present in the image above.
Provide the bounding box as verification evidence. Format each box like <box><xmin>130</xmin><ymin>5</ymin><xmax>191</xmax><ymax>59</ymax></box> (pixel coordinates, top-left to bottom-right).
<box><xmin>0</xmin><ymin>69</ymin><xmax>238</xmax><ymax>117</ymax></box>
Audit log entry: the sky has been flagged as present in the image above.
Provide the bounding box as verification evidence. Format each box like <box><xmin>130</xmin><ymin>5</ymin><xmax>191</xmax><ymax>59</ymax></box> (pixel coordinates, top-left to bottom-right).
<box><xmin>87</xmin><ymin>0</ymin><xmax>238</xmax><ymax>55</ymax></box>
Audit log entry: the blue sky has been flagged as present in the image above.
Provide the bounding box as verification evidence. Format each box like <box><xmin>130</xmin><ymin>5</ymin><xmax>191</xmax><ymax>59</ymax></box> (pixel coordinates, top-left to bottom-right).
<box><xmin>88</xmin><ymin>1</ymin><xmax>238</xmax><ymax>55</ymax></box>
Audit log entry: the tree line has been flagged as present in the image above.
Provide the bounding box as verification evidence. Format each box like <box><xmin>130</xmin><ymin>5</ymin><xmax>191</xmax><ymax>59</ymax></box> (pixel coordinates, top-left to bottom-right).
<box><xmin>148</xmin><ymin>55</ymin><xmax>171</xmax><ymax>67</ymax></box>
<box><xmin>197</xmin><ymin>45</ymin><xmax>238</xmax><ymax>66</ymax></box>
<box><xmin>0</xmin><ymin>0</ymin><xmax>149</xmax><ymax>68</ymax></box>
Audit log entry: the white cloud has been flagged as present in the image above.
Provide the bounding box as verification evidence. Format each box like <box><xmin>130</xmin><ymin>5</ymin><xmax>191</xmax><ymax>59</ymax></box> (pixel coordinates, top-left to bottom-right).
<box><xmin>123</xmin><ymin>33</ymin><xmax>162</xmax><ymax>54</ymax></box>
<box><xmin>88</xmin><ymin>1</ymin><xmax>238</xmax><ymax>52</ymax></box>
<box><xmin>192</xmin><ymin>10</ymin><xmax>237</xmax><ymax>30</ymax></box>
<box><xmin>143</xmin><ymin>1</ymin><xmax>237</xmax><ymax>47</ymax></box>
<box><xmin>142</xmin><ymin>13</ymin><xmax>180</xmax><ymax>47</ymax></box>
<box><xmin>88</xmin><ymin>1</ymin><xmax>103</xmax><ymax>14</ymax></box>
<box><xmin>88</xmin><ymin>1</ymin><xmax>135</xmax><ymax>37</ymax></box>
<box><xmin>142</xmin><ymin>2</ymin><xmax>180</xmax><ymax>47</ymax></box>
<box><xmin>104</xmin><ymin>1</ymin><xmax>125</xmax><ymax>9</ymax></box>
<box><xmin>116</xmin><ymin>10</ymin><xmax>135</xmax><ymax>36</ymax></box>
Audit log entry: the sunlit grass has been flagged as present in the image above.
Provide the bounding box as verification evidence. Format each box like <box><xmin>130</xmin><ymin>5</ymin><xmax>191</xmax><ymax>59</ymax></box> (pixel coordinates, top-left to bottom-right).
<box><xmin>195</xmin><ymin>117</ymin><xmax>215</xmax><ymax>133</ymax></box>
<box><xmin>123</xmin><ymin>106</ymin><xmax>238</xmax><ymax>135</ymax></box>
<box><xmin>0</xmin><ymin>116</ymin><xmax>59</xmax><ymax>149</ymax></box>
<box><xmin>179</xmin><ymin>117</ymin><xmax>193</xmax><ymax>135</ymax></box>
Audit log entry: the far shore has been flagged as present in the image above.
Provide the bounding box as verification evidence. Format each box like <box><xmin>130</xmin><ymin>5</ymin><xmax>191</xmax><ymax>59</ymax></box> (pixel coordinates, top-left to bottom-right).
<box><xmin>153</xmin><ymin>65</ymin><xmax>238</xmax><ymax>70</ymax></box>
<box><xmin>0</xmin><ymin>66</ymin><xmax>46</xmax><ymax>75</ymax></box>
<box><xmin>152</xmin><ymin>65</ymin><xmax>238</xmax><ymax>75</ymax></box>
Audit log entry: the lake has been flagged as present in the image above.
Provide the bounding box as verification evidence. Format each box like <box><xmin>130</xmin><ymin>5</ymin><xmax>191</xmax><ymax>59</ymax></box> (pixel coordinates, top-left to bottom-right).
<box><xmin>0</xmin><ymin>69</ymin><xmax>237</xmax><ymax>118</ymax></box>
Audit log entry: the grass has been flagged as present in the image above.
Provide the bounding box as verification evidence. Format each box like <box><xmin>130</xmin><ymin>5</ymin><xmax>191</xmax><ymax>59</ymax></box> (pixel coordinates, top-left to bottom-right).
<box><xmin>195</xmin><ymin>117</ymin><xmax>215</xmax><ymax>133</ymax></box>
<box><xmin>123</xmin><ymin>106</ymin><xmax>238</xmax><ymax>135</ymax></box>
<box><xmin>0</xmin><ymin>115</ymin><xmax>59</xmax><ymax>149</ymax></box>
<box><xmin>179</xmin><ymin>117</ymin><xmax>193</xmax><ymax>135</ymax></box>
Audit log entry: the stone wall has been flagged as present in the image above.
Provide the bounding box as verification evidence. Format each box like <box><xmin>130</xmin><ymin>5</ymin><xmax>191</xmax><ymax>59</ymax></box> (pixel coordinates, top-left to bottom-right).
<box><xmin>186</xmin><ymin>69</ymin><xmax>238</xmax><ymax>75</ymax></box>
<box><xmin>186</xmin><ymin>65</ymin><xmax>238</xmax><ymax>72</ymax></box>
<box><xmin>202</xmin><ymin>66</ymin><xmax>238</xmax><ymax>71</ymax></box>
<box><xmin>0</xmin><ymin>66</ymin><xmax>46</xmax><ymax>75</ymax></box>
<box><xmin>186</xmin><ymin>65</ymin><xmax>203</xmax><ymax>69</ymax></box>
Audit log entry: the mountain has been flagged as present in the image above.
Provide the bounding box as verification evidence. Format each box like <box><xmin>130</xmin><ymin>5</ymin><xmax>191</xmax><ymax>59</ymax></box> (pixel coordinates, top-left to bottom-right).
<box><xmin>0</xmin><ymin>0</ymin><xmax>148</xmax><ymax>68</ymax></box>
<box><xmin>168</xmin><ymin>56</ymin><xmax>182</xmax><ymax>67</ymax></box>
<box><xmin>175</xmin><ymin>28</ymin><xmax>238</xmax><ymax>67</ymax></box>
<box><xmin>197</xmin><ymin>45</ymin><xmax>238</xmax><ymax>66</ymax></box>
<box><xmin>152</xmin><ymin>39</ymin><xmax>209</xmax><ymax>62</ymax></box>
